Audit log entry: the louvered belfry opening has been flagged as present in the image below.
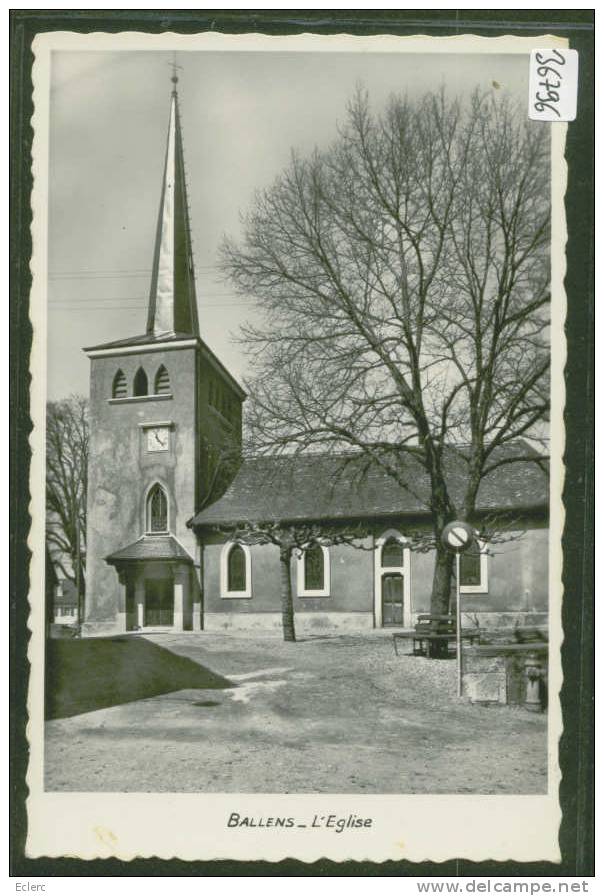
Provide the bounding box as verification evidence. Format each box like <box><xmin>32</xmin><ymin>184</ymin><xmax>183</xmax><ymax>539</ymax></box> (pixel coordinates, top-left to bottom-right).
<box><xmin>133</xmin><ymin>367</ymin><xmax>148</xmax><ymax>397</ymax></box>
<box><xmin>154</xmin><ymin>364</ymin><xmax>171</xmax><ymax>395</ymax></box>
<box><xmin>112</xmin><ymin>369</ymin><xmax>127</xmax><ymax>398</ymax></box>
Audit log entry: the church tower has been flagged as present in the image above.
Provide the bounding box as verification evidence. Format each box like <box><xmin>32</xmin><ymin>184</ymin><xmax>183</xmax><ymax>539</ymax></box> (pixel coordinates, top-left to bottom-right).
<box><xmin>83</xmin><ymin>76</ymin><xmax>245</xmax><ymax>635</ymax></box>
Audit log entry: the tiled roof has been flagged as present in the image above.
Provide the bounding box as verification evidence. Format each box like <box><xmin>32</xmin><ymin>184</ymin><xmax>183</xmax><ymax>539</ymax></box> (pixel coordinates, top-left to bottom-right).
<box><xmin>105</xmin><ymin>535</ymin><xmax>194</xmax><ymax>564</ymax></box>
<box><xmin>191</xmin><ymin>442</ymin><xmax>548</xmax><ymax>527</ymax></box>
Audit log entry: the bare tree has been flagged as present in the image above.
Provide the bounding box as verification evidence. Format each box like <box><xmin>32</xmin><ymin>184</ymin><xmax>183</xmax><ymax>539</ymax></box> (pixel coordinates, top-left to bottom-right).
<box><xmin>222</xmin><ymin>87</ymin><xmax>550</xmax><ymax>614</ymax></box>
<box><xmin>46</xmin><ymin>395</ymin><xmax>89</xmax><ymax>609</ymax></box>
<box><xmin>219</xmin><ymin>520</ymin><xmax>371</xmax><ymax>642</ymax></box>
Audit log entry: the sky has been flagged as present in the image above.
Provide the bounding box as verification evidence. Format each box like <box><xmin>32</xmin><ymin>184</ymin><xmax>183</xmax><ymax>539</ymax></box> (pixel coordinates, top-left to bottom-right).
<box><xmin>47</xmin><ymin>48</ymin><xmax>532</xmax><ymax>400</ymax></box>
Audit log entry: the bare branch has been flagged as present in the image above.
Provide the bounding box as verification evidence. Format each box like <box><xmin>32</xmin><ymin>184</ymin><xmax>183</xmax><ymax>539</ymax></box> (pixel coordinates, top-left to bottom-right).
<box><xmin>221</xmin><ymin>85</ymin><xmax>550</xmax><ymax>616</ymax></box>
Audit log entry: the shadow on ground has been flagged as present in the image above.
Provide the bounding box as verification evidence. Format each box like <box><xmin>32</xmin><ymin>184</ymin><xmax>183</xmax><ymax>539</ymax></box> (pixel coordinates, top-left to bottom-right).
<box><xmin>45</xmin><ymin>636</ymin><xmax>233</xmax><ymax>719</ymax></box>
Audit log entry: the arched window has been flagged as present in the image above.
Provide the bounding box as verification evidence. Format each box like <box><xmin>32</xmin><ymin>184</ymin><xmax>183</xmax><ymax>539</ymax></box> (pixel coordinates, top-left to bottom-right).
<box><xmin>146</xmin><ymin>483</ymin><xmax>168</xmax><ymax>533</ymax></box>
<box><xmin>304</xmin><ymin>544</ymin><xmax>324</xmax><ymax>591</ymax></box>
<box><xmin>227</xmin><ymin>545</ymin><xmax>246</xmax><ymax>592</ymax></box>
<box><xmin>154</xmin><ymin>365</ymin><xmax>171</xmax><ymax>395</ymax></box>
<box><xmin>297</xmin><ymin>544</ymin><xmax>330</xmax><ymax>596</ymax></box>
<box><xmin>460</xmin><ymin>537</ymin><xmax>489</xmax><ymax>593</ymax></box>
<box><xmin>112</xmin><ymin>369</ymin><xmax>127</xmax><ymax>399</ymax></box>
<box><xmin>382</xmin><ymin>537</ymin><xmax>404</xmax><ymax>568</ymax></box>
<box><xmin>220</xmin><ymin>542</ymin><xmax>252</xmax><ymax>598</ymax></box>
<box><xmin>133</xmin><ymin>367</ymin><xmax>148</xmax><ymax>397</ymax></box>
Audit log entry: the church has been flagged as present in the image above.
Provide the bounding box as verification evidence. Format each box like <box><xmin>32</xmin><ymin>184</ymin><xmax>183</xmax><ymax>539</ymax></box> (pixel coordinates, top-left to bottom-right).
<box><xmin>83</xmin><ymin>79</ymin><xmax>549</xmax><ymax>637</ymax></box>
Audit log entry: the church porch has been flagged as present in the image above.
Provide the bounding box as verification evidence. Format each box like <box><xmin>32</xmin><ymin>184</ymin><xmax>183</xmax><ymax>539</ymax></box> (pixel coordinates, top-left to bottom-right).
<box><xmin>107</xmin><ymin>535</ymin><xmax>199</xmax><ymax>634</ymax></box>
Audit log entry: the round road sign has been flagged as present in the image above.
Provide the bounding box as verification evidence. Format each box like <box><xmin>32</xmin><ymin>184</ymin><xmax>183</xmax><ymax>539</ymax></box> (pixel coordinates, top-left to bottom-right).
<box><xmin>441</xmin><ymin>520</ymin><xmax>475</xmax><ymax>553</ymax></box>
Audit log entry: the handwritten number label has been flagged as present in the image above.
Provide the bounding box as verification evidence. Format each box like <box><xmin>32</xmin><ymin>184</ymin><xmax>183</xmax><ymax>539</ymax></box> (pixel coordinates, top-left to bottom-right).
<box><xmin>529</xmin><ymin>49</ymin><xmax>578</xmax><ymax>122</ymax></box>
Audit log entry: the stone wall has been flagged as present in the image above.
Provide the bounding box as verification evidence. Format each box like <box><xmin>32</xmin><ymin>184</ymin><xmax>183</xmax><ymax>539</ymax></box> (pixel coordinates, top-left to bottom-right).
<box><xmin>462</xmin><ymin>644</ymin><xmax>548</xmax><ymax>707</ymax></box>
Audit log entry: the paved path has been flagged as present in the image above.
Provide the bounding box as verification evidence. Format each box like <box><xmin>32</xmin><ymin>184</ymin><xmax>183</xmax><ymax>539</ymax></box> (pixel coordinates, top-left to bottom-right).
<box><xmin>45</xmin><ymin>631</ymin><xmax>547</xmax><ymax>793</ymax></box>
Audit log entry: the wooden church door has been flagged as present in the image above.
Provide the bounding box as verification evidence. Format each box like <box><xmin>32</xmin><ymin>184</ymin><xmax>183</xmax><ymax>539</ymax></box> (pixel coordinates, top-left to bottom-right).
<box><xmin>382</xmin><ymin>574</ymin><xmax>404</xmax><ymax>626</ymax></box>
<box><xmin>144</xmin><ymin>579</ymin><xmax>174</xmax><ymax>626</ymax></box>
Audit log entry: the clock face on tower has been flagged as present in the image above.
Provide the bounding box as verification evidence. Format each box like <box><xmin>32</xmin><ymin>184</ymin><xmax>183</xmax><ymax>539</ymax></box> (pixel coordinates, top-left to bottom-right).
<box><xmin>146</xmin><ymin>425</ymin><xmax>170</xmax><ymax>452</ymax></box>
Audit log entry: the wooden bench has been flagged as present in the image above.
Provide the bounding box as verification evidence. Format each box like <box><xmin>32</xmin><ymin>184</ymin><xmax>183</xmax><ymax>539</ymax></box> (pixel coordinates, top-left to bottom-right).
<box><xmin>392</xmin><ymin>614</ymin><xmax>481</xmax><ymax>657</ymax></box>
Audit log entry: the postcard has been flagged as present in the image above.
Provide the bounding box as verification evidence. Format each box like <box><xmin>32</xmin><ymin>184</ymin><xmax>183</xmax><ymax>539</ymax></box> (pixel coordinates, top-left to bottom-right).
<box><xmin>26</xmin><ymin>29</ymin><xmax>569</xmax><ymax>864</ymax></box>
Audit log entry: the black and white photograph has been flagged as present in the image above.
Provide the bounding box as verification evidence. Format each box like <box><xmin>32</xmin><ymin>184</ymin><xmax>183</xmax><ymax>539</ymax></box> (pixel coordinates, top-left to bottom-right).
<box><xmin>24</xmin><ymin>29</ymin><xmax>572</xmax><ymax>864</ymax></box>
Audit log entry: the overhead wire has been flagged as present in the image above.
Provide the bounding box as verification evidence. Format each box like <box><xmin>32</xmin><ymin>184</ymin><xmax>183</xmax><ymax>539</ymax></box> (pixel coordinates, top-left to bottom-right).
<box><xmin>50</xmin><ymin>302</ymin><xmax>254</xmax><ymax>311</ymax></box>
<box><xmin>48</xmin><ymin>265</ymin><xmax>220</xmax><ymax>279</ymax></box>
<box><xmin>49</xmin><ymin>294</ymin><xmax>245</xmax><ymax>302</ymax></box>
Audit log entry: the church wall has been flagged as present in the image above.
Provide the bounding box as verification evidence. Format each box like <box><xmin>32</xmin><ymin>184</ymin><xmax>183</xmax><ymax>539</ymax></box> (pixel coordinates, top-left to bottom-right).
<box><xmin>202</xmin><ymin>534</ymin><xmax>375</xmax><ymax>616</ymax></box>
<box><xmin>463</xmin><ymin>525</ymin><xmax>549</xmax><ymax>615</ymax></box>
<box><xmin>298</xmin><ymin>538</ymin><xmax>375</xmax><ymax>613</ymax></box>
<box><xmin>405</xmin><ymin>523</ymin><xmax>549</xmax><ymax>620</ymax></box>
<box><xmin>200</xmin><ymin>517</ymin><xmax>548</xmax><ymax>632</ymax></box>
<box><xmin>85</xmin><ymin>345</ymin><xmax>200</xmax><ymax>630</ymax></box>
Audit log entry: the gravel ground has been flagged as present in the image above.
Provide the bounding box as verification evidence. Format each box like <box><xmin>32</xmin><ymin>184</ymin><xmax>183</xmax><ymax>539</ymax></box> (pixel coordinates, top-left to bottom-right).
<box><xmin>45</xmin><ymin>630</ymin><xmax>547</xmax><ymax>794</ymax></box>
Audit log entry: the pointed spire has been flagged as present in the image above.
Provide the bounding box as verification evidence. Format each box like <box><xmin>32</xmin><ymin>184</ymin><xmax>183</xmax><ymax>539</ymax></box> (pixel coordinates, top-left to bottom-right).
<box><xmin>146</xmin><ymin>75</ymin><xmax>199</xmax><ymax>337</ymax></box>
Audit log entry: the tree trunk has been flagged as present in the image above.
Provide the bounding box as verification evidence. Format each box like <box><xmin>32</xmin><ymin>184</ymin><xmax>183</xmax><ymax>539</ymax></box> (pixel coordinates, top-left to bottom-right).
<box><xmin>423</xmin><ymin>452</ymin><xmax>456</xmax><ymax>617</ymax></box>
<box><xmin>279</xmin><ymin>546</ymin><xmax>296</xmax><ymax>642</ymax></box>
<box><xmin>76</xmin><ymin>557</ymin><xmax>86</xmax><ymax>627</ymax></box>
<box><xmin>430</xmin><ymin>541</ymin><xmax>454</xmax><ymax>616</ymax></box>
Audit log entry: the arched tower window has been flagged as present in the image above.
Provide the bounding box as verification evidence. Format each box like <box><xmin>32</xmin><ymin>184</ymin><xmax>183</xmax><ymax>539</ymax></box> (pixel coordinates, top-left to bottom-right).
<box><xmin>382</xmin><ymin>537</ymin><xmax>405</xmax><ymax>568</ymax></box>
<box><xmin>133</xmin><ymin>367</ymin><xmax>148</xmax><ymax>397</ymax></box>
<box><xmin>112</xmin><ymin>369</ymin><xmax>127</xmax><ymax>399</ymax></box>
<box><xmin>146</xmin><ymin>483</ymin><xmax>168</xmax><ymax>533</ymax></box>
<box><xmin>154</xmin><ymin>365</ymin><xmax>171</xmax><ymax>395</ymax></box>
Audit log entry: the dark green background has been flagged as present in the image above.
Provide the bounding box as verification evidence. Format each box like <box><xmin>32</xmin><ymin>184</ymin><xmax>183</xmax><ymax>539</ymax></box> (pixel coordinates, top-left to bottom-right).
<box><xmin>10</xmin><ymin>8</ymin><xmax>594</xmax><ymax>878</ymax></box>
